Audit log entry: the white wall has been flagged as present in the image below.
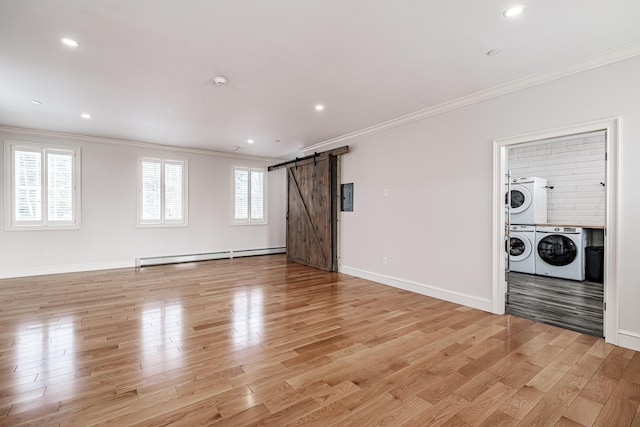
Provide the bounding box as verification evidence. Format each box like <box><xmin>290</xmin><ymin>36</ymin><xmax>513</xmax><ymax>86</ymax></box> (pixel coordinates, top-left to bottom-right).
<box><xmin>509</xmin><ymin>131</ymin><xmax>606</xmax><ymax>226</ymax></box>
<box><xmin>0</xmin><ymin>129</ymin><xmax>287</xmax><ymax>278</ymax></box>
<box><xmin>319</xmin><ymin>55</ymin><xmax>640</xmax><ymax>351</ymax></box>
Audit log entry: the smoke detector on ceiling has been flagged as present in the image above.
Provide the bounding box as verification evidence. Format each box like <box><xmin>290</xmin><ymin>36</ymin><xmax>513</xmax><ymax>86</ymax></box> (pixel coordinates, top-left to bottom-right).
<box><xmin>213</xmin><ymin>76</ymin><xmax>229</xmax><ymax>86</ymax></box>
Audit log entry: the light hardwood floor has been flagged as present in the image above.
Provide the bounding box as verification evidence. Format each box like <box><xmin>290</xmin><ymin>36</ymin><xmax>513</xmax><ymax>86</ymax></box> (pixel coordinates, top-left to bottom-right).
<box><xmin>0</xmin><ymin>255</ymin><xmax>638</xmax><ymax>426</ymax></box>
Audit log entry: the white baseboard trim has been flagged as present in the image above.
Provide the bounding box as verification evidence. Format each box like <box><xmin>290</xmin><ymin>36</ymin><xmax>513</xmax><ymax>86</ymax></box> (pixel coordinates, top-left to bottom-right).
<box><xmin>137</xmin><ymin>251</ymin><xmax>231</xmax><ymax>267</ymax></box>
<box><xmin>137</xmin><ymin>246</ymin><xmax>286</xmax><ymax>267</ymax></box>
<box><xmin>340</xmin><ymin>265</ymin><xmax>493</xmax><ymax>313</ymax></box>
<box><xmin>618</xmin><ymin>329</ymin><xmax>640</xmax><ymax>352</ymax></box>
<box><xmin>0</xmin><ymin>247</ymin><xmax>287</xmax><ymax>279</ymax></box>
<box><xmin>232</xmin><ymin>247</ymin><xmax>287</xmax><ymax>258</ymax></box>
<box><xmin>0</xmin><ymin>260</ymin><xmax>135</xmax><ymax>279</ymax></box>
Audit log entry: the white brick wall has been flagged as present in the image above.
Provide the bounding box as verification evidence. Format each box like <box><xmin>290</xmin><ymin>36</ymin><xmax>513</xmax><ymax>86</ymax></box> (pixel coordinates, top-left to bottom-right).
<box><xmin>508</xmin><ymin>131</ymin><xmax>605</xmax><ymax>226</ymax></box>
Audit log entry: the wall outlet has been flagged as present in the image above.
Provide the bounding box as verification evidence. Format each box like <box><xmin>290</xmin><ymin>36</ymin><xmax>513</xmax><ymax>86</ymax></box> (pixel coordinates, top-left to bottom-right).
<box><xmin>382</xmin><ymin>256</ymin><xmax>388</xmax><ymax>265</ymax></box>
<box><xmin>382</xmin><ymin>188</ymin><xmax>389</xmax><ymax>197</ymax></box>
<box><xmin>43</xmin><ymin>250</ymin><xmax>50</xmax><ymax>258</ymax></box>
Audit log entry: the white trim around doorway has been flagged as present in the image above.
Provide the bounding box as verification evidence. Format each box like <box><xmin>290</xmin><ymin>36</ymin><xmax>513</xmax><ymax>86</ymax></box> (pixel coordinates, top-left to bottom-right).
<box><xmin>491</xmin><ymin>118</ymin><xmax>619</xmax><ymax>345</ymax></box>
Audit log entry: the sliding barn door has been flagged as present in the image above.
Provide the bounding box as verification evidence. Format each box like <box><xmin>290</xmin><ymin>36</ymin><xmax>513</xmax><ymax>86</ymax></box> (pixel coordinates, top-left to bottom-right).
<box><xmin>286</xmin><ymin>155</ymin><xmax>337</xmax><ymax>271</ymax></box>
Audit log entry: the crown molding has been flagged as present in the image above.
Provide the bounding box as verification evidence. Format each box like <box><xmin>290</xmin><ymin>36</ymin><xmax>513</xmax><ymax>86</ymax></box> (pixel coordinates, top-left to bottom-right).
<box><xmin>302</xmin><ymin>39</ymin><xmax>640</xmax><ymax>154</ymax></box>
<box><xmin>0</xmin><ymin>125</ymin><xmax>286</xmax><ymax>163</ymax></box>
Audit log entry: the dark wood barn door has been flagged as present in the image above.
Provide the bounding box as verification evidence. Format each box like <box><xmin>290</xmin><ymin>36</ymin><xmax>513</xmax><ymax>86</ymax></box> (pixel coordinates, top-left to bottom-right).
<box><xmin>286</xmin><ymin>155</ymin><xmax>338</xmax><ymax>271</ymax></box>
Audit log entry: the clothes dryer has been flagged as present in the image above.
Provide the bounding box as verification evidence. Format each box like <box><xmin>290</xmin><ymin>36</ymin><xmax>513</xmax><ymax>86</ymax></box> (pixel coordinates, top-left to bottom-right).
<box><xmin>535</xmin><ymin>226</ymin><xmax>587</xmax><ymax>281</ymax></box>
<box><xmin>507</xmin><ymin>177</ymin><xmax>548</xmax><ymax>225</ymax></box>
<box><xmin>508</xmin><ymin>224</ymin><xmax>536</xmax><ymax>274</ymax></box>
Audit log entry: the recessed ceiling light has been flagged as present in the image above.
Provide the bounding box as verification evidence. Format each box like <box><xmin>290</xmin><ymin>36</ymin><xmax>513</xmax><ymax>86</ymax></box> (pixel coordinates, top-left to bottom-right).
<box><xmin>503</xmin><ymin>5</ymin><xmax>525</xmax><ymax>17</ymax></box>
<box><xmin>487</xmin><ymin>49</ymin><xmax>502</xmax><ymax>56</ymax></box>
<box><xmin>61</xmin><ymin>38</ymin><xmax>79</xmax><ymax>47</ymax></box>
<box><xmin>247</xmin><ymin>139</ymin><xmax>254</xmax><ymax>144</ymax></box>
<box><xmin>315</xmin><ymin>104</ymin><xmax>324</xmax><ymax>111</ymax></box>
<box><xmin>81</xmin><ymin>113</ymin><xmax>91</xmax><ymax>119</ymax></box>
<box><xmin>31</xmin><ymin>100</ymin><xmax>41</xmax><ymax>105</ymax></box>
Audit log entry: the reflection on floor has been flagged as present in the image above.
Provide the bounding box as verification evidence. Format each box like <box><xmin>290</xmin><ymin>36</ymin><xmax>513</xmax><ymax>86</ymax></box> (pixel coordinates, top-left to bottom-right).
<box><xmin>506</xmin><ymin>272</ymin><xmax>604</xmax><ymax>337</ymax></box>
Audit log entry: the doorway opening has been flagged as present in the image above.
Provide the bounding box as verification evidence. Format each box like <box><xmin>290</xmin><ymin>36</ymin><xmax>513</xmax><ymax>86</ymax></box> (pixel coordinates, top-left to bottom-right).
<box><xmin>492</xmin><ymin>118</ymin><xmax>619</xmax><ymax>344</ymax></box>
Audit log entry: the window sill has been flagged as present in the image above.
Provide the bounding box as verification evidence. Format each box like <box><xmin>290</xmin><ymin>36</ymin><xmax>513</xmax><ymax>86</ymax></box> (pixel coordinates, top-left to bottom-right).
<box><xmin>5</xmin><ymin>224</ymin><xmax>81</xmax><ymax>231</ymax></box>
<box><xmin>136</xmin><ymin>223</ymin><xmax>189</xmax><ymax>229</ymax></box>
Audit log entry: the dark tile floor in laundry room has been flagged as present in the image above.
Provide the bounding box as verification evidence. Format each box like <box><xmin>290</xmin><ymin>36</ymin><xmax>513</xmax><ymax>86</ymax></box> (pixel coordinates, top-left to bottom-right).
<box><xmin>506</xmin><ymin>272</ymin><xmax>604</xmax><ymax>337</ymax></box>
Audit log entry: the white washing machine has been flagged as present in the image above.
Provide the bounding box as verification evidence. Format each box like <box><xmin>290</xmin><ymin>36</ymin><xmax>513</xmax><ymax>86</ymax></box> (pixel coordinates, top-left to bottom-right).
<box><xmin>535</xmin><ymin>226</ymin><xmax>588</xmax><ymax>281</ymax></box>
<box><xmin>508</xmin><ymin>224</ymin><xmax>536</xmax><ymax>274</ymax></box>
<box><xmin>507</xmin><ymin>177</ymin><xmax>548</xmax><ymax>225</ymax></box>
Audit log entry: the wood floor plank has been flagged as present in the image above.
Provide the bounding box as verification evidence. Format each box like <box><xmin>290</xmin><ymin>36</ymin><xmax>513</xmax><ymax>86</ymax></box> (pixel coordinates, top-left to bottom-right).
<box><xmin>409</xmin><ymin>393</ymin><xmax>470</xmax><ymax>427</ymax></box>
<box><xmin>288</xmin><ymin>401</ymin><xmax>351</xmax><ymax>426</ymax></box>
<box><xmin>564</xmin><ymin>395</ymin><xmax>605</xmax><ymax>426</ymax></box>
<box><xmin>0</xmin><ymin>255</ymin><xmax>637</xmax><ymax>425</ymax></box>
<box><xmin>366</xmin><ymin>395</ymin><xmax>433</xmax><ymax>426</ymax></box>
<box><xmin>517</xmin><ymin>397</ymin><xmax>566</xmax><ymax>426</ymax></box>
<box><xmin>556</xmin><ymin>416</ymin><xmax>588</xmax><ymax>427</ymax></box>
<box><xmin>455</xmin><ymin>381</ymin><xmax>517</xmax><ymax>426</ymax></box>
<box><xmin>632</xmin><ymin>406</ymin><xmax>640</xmax><ymax>427</ymax></box>
<box><xmin>498</xmin><ymin>384</ymin><xmax>545</xmax><ymax>421</ymax></box>
<box><xmin>477</xmin><ymin>410</ymin><xmax>520</xmax><ymax>427</ymax></box>
<box><xmin>594</xmin><ymin>379</ymin><xmax>640</xmax><ymax>427</ymax></box>
<box><xmin>454</xmin><ymin>370</ymin><xmax>501</xmax><ymax>402</ymax></box>
<box><xmin>526</xmin><ymin>360</ymin><xmax>573</xmax><ymax>393</ymax></box>
<box><xmin>580</xmin><ymin>373</ymin><xmax>619</xmax><ymax>405</ymax></box>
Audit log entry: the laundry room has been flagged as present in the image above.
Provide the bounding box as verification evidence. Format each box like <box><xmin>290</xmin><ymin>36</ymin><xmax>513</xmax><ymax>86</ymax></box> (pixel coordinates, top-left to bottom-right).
<box><xmin>505</xmin><ymin>130</ymin><xmax>606</xmax><ymax>337</ymax></box>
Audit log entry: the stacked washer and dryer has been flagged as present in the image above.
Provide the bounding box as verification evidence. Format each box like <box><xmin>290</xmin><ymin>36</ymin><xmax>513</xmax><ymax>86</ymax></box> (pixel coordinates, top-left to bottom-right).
<box><xmin>507</xmin><ymin>177</ymin><xmax>546</xmax><ymax>275</ymax></box>
<box><xmin>507</xmin><ymin>177</ymin><xmax>589</xmax><ymax>281</ymax></box>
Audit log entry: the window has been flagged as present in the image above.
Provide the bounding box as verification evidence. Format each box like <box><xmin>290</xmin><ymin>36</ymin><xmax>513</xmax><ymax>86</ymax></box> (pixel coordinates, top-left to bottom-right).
<box><xmin>5</xmin><ymin>141</ymin><xmax>81</xmax><ymax>230</ymax></box>
<box><xmin>137</xmin><ymin>156</ymin><xmax>187</xmax><ymax>226</ymax></box>
<box><xmin>233</xmin><ymin>166</ymin><xmax>266</xmax><ymax>223</ymax></box>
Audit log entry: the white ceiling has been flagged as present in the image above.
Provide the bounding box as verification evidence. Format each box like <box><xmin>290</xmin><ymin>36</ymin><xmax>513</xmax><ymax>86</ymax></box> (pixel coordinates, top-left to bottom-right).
<box><xmin>1</xmin><ymin>1</ymin><xmax>640</xmax><ymax>159</ymax></box>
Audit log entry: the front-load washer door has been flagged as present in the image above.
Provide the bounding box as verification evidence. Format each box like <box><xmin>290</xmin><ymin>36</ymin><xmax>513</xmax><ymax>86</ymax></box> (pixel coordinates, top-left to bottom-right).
<box><xmin>506</xmin><ymin>184</ymin><xmax>532</xmax><ymax>214</ymax></box>
<box><xmin>508</xmin><ymin>233</ymin><xmax>532</xmax><ymax>261</ymax></box>
<box><xmin>537</xmin><ymin>234</ymin><xmax>577</xmax><ymax>266</ymax></box>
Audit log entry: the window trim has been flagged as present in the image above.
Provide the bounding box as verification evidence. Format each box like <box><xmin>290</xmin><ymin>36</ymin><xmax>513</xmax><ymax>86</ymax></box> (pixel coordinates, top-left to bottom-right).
<box><xmin>136</xmin><ymin>155</ymin><xmax>189</xmax><ymax>228</ymax></box>
<box><xmin>4</xmin><ymin>140</ymin><xmax>82</xmax><ymax>231</ymax></box>
<box><xmin>232</xmin><ymin>166</ymin><xmax>267</xmax><ymax>225</ymax></box>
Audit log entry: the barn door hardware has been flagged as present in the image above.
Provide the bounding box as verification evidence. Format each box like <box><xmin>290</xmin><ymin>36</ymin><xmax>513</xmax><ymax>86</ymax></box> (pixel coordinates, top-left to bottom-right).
<box><xmin>267</xmin><ymin>146</ymin><xmax>349</xmax><ymax>171</ymax></box>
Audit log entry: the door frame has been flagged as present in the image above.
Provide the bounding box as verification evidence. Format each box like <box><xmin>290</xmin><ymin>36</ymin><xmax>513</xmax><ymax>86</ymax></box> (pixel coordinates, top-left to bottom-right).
<box><xmin>491</xmin><ymin>117</ymin><xmax>619</xmax><ymax>344</ymax></box>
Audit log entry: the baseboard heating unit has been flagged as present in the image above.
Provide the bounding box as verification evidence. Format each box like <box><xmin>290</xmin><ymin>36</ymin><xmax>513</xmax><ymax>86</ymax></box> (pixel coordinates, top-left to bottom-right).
<box><xmin>136</xmin><ymin>246</ymin><xmax>286</xmax><ymax>267</ymax></box>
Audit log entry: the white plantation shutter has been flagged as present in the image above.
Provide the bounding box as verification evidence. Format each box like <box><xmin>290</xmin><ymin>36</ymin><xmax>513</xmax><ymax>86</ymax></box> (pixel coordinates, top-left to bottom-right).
<box><xmin>138</xmin><ymin>157</ymin><xmax>186</xmax><ymax>226</ymax></box>
<box><xmin>141</xmin><ymin>159</ymin><xmax>161</xmax><ymax>222</ymax></box>
<box><xmin>14</xmin><ymin>149</ymin><xmax>42</xmax><ymax>222</ymax></box>
<box><xmin>233</xmin><ymin>167</ymin><xmax>265</xmax><ymax>223</ymax></box>
<box><xmin>234</xmin><ymin>168</ymin><xmax>249</xmax><ymax>221</ymax></box>
<box><xmin>164</xmin><ymin>162</ymin><xmax>184</xmax><ymax>222</ymax></box>
<box><xmin>47</xmin><ymin>151</ymin><xmax>74</xmax><ymax>222</ymax></box>
<box><xmin>250</xmin><ymin>170</ymin><xmax>264</xmax><ymax>221</ymax></box>
<box><xmin>8</xmin><ymin>142</ymin><xmax>80</xmax><ymax>229</ymax></box>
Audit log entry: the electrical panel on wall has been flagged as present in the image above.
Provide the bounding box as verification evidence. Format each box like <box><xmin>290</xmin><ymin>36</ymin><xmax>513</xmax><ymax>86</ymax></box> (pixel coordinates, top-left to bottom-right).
<box><xmin>341</xmin><ymin>183</ymin><xmax>353</xmax><ymax>211</ymax></box>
